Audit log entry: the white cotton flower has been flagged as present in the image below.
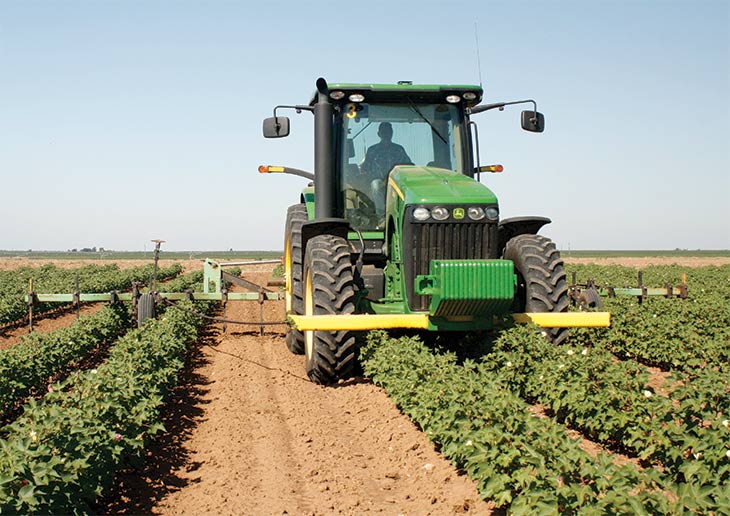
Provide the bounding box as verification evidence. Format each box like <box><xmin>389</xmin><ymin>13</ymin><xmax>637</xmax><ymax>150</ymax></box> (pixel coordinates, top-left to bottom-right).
<box><xmin>567</xmin><ymin>349</ymin><xmax>574</xmax><ymax>356</ymax></box>
<box><xmin>558</xmin><ymin>364</ymin><xmax>565</xmax><ymax>370</ymax></box>
<box><xmin>722</xmin><ymin>419</ymin><xmax>729</xmax><ymax>428</ymax></box>
<box><xmin>465</xmin><ymin>440</ymin><xmax>473</xmax><ymax>447</ymax></box>
<box><xmin>29</xmin><ymin>431</ymin><xmax>37</xmax><ymax>442</ymax></box>
<box><xmin>726</xmin><ymin>449</ymin><xmax>730</xmax><ymax>459</ymax></box>
<box><xmin>693</xmin><ymin>452</ymin><xmax>702</xmax><ymax>460</ymax></box>
<box><xmin>581</xmin><ymin>348</ymin><xmax>588</xmax><ymax>356</ymax></box>
<box><xmin>505</xmin><ymin>361</ymin><xmax>512</xmax><ymax>367</ymax></box>
<box><xmin>643</xmin><ymin>390</ymin><xmax>653</xmax><ymax>398</ymax></box>
<box><xmin>90</xmin><ymin>369</ymin><xmax>98</xmax><ymax>375</ymax></box>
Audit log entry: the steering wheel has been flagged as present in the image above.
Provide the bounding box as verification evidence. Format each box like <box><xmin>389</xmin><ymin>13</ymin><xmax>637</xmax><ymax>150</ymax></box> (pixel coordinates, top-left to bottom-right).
<box><xmin>345</xmin><ymin>188</ymin><xmax>380</xmax><ymax>228</ymax></box>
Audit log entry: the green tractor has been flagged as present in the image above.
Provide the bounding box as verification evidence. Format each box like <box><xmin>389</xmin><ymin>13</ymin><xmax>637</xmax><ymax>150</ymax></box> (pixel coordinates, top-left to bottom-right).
<box><xmin>262</xmin><ymin>78</ymin><xmax>607</xmax><ymax>385</ymax></box>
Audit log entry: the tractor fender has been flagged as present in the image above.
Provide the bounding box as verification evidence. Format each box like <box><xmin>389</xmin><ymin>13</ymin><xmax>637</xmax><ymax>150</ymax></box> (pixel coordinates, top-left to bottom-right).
<box><xmin>498</xmin><ymin>216</ymin><xmax>551</xmax><ymax>255</ymax></box>
<box><xmin>300</xmin><ymin>218</ymin><xmax>350</xmax><ymax>260</ymax></box>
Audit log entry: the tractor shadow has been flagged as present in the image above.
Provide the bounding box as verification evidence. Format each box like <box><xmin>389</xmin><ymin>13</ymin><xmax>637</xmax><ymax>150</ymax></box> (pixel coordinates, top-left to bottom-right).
<box><xmin>410</xmin><ymin>328</ymin><xmax>504</xmax><ymax>364</ymax></box>
<box><xmin>97</xmin><ymin>324</ymin><xmax>220</xmax><ymax>514</ymax></box>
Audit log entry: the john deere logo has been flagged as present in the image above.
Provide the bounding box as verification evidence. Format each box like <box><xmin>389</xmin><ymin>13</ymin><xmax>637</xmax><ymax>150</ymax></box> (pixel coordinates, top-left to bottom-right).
<box><xmin>453</xmin><ymin>208</ymin><xmax>465</xmax><ymax>220</ymax></box>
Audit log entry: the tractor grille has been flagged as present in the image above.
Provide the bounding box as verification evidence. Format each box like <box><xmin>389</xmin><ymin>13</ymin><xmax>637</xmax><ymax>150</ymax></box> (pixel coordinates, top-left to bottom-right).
<box><xmin>403</xmin><ymin>218</ymin><xmax>498</xmax><ymax>311</ymax></box>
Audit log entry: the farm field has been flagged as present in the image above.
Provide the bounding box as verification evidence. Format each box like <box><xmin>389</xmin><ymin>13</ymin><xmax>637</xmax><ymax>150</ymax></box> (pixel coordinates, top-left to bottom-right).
<box><xmin>0</xmin><ymin>257</ymin><xmax>728</xmax><ymax>513</ymax></box>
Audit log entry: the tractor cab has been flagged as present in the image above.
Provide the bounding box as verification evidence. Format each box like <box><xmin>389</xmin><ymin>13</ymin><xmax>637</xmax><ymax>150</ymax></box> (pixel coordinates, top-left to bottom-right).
<box><xmin>312</xmin><ymin>83</ymin><xmax>484</xmax><ymax>233</ymax></box>
<box><xmin>331</xmin><ymin>89</ymin><xmax>476</xmax><ymax>231</ymax></box>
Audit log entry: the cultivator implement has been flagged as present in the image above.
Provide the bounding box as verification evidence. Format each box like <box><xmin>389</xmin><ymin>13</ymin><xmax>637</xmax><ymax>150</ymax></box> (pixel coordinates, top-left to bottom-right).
<box><xmin>25</xmin><ymin>254</ymin><xmax>284</xmax><ymax>333</ymax></box>
<box><xmin>27</xmin><ymin>259</ymin><xmax>282</xmax><ymax>302</ymax></box>
<box><xmin>568</xmin><ymin>271</ymin><xmax>688</xmax><ymax>309</ymax></box>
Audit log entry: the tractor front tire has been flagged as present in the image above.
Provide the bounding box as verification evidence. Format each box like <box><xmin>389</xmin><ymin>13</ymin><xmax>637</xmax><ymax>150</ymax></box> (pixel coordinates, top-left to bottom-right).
<box><xmin>303</xmin><ymin>234</ymin><xmax>358</xmax><ymax>385</ymax></box>
<box><xmin>284</xmin><ymin>204</ymin><xmax>308</xmax><ymax>354</ymax></box>
<box><xmin>137</xmin><ymin>293</ymin><xmax>155</xmax><ymax>328</ymax></box>
<box><xmin>504</xmin><ymin>234</ymin><xmax>570</xmax><ymax>344</ymax></box>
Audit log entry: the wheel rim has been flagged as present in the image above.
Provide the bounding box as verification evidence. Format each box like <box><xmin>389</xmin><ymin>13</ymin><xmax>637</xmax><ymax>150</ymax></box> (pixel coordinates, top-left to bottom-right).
<box><xmin>304</xmin><ymin>269</ymin><xmax>314</xmax><ymax>361</ymax></box>
<box><xmin>284</xmin><ymin>234</ymin><xmax>292</xmax><ymax>313</ymax></box>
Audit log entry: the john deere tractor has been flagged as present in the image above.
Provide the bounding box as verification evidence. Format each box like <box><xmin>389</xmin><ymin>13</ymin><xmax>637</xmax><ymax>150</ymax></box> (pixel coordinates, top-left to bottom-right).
<box><xmin>261</xmin><ymin>78</ymin><xmax>607</xmax><ymax>385</ymax></box>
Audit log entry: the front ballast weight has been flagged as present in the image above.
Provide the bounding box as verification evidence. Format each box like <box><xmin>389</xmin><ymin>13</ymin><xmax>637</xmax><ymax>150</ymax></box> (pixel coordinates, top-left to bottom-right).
<box><xmin>25</xmin><ymin>258</ymin><xmax>284</xmax><ymax>330</ymax></box>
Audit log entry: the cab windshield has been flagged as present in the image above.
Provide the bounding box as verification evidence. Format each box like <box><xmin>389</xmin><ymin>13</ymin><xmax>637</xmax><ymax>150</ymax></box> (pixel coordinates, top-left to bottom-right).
<box><xmin>339</xmin><ymin>102</ymin><xmax>465</xmax><ymax>230</ymax></box>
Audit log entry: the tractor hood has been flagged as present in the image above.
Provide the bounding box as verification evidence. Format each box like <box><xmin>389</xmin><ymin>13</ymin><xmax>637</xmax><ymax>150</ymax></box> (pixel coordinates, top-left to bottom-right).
<box><xmin>389</xmin><ymin>166</ymin><xmax>498</xmax><ymax>205</ymax></box>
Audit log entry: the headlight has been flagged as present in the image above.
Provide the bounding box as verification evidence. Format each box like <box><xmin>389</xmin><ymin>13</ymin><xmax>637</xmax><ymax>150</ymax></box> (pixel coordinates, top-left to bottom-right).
<box><xmin>463</xmin><ymin>92</ymin><xmax>477</xmax><ymax>101</ymax></box>
<box><xmin>485</xmin><ymin>207</ymin><xmax>499</xmax><ymax>221</ymax></box>
<box><xmin>348</xmin><ymin>93</ymin><xmax>365</xmax><ymax>102</ymax></box>
<box><xmin>467</xmin><ymin>206</ymin><xmax>485</xmax><ymax>220</ymax></box>
<box><xmin>431</xmin><ymin>206</ymin><xmax>450</xmax><ymax>220</ymax></box>
<box><xmin>445</xmin><ymin>95</ymin><xmax>461</xmax><ymax>104</ymax></box>
<box><xmin>413</xmin><ymin>206</ymin><xmax>430</xmax><ymax>221</ymax></box>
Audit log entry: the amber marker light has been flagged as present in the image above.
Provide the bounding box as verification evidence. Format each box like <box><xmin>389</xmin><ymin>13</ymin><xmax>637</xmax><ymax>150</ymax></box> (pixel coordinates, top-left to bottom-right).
<box><xmin>259</xmin><ymin>165</ymin><xmax>285</xmax><ymax>173</ymax></box>
<box><xmin>481</xmin><ymin>164</ymin><xmax>504</xmax><ymax>173</ymax></box>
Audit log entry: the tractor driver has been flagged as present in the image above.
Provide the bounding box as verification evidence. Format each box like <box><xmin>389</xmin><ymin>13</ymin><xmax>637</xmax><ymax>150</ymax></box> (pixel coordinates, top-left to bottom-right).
<box><xmin>359</xmin><ymin>122</ymin><xmax>412</xmax><ymax>215</ymax></box>
<box><xmin>360</xmin><ymin>122</ymin><xmax>413</xmax><ymax>182</ymax></box>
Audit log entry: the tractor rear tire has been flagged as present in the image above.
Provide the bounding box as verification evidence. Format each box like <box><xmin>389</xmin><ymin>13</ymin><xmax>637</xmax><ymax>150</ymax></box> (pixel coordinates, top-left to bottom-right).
<box><xmin>504</xmin><ymin>234</ymin><xmax>570</xmax><ymax>344</ymax></box>
<box><xmin>303</xmin><ymin>234</ymin><xmax>358</xmax><ymax>385</ymax></box>
<box><xmin>137</xmin><ymin>293</ymin><xmax>155</xmax><ymax>328</ymax></box>
<box><xmin>284</xmin><ymin>204</ymin><xmax>308</xmax><ymax>354</ymax></box>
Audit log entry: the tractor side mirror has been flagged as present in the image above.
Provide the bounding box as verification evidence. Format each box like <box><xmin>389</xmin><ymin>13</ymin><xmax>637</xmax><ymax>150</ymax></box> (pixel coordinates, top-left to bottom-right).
<box><xmin>263</xmin><ymin>116</ymin><xmax>290</xmax><ymax>138</ymax></box>
<box><xmin>521</xmin><ymin>111</ymin><xmax>545</xmax><ymax>133</ymax></box>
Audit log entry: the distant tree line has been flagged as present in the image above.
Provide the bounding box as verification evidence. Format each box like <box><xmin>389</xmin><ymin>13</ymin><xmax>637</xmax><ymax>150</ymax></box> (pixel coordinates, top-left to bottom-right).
<box><xmin>66</xmin><ymin>247</ymin><xmax>106</xmax><ymax>253</ymax></box>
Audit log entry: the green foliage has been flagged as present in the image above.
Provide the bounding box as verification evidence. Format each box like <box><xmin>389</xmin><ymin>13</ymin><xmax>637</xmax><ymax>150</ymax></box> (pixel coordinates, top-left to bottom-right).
<box><xmin>362</xmin><ymin>265</ymin><xmax>730</xmax><ymax>513</ymax></box>
<box><xmin>566</xmin><ymin>264</ymin><xmax>730</xmax><ymax>370</ymax></box>
<box><xmin>361</xmin><ymin>331</ymin><xmax>673</xmax><ymax>513</ymax></box>
<box><xmin>0</xmin><ymin>301</ymin><xmax>203</xmax><ymax>513</ymax></box>
<box><xmin>0</xmin><ymin>306</ymin><xmax>129</xmax><ymax>418</ymax></box>
<box><xmin>481</xmin><ymin>325</ymin><xmax>728</xmax><ymax>513</ymax></box>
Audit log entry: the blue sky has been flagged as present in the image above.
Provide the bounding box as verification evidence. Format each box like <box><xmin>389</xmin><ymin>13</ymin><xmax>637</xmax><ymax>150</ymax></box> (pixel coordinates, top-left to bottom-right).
<box><xmin>1</xmin><ymin>0</ymin><xmax>728</xmax><ymax>251</ymax></box>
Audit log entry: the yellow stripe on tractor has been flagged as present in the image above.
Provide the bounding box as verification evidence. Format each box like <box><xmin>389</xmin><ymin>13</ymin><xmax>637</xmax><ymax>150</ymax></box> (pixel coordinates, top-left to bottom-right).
<box><xmin>289</xmin><ymin>312</ymin><xmax>611</xmax><ymax>331</ymax></box>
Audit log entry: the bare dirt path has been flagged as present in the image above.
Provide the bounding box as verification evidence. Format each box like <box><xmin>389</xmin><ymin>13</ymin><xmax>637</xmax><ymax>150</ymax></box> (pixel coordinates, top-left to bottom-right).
<box><xmin>0</xmin><ymin>304</ymin><xmax>103</xmax><ymax>350</ymax></box>
<box><xmin>104</xmin><ymin>271</ymin><xmax>492</xmax><ymax>515</ymax></box>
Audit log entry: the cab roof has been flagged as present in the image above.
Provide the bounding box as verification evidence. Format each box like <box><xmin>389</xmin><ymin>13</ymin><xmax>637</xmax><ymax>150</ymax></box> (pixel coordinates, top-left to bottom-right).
<box><xmin>310</xmin><ymin>82</ymin><xmax>484</xmax><ymax>108</ymax></box>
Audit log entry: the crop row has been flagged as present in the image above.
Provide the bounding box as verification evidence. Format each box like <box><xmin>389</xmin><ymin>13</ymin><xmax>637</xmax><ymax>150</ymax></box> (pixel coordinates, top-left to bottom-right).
<box><xmin>0</xmin><ymin>306</ymin><xmax>129</xmax><ymax>419</ymax></box>
<box><xmin>479</xmin><ymin>325</ymin><xmax>729</xmax><ymax>513</ymax></box>
<box><xmin>361</xmin><ymin>331</ymin><xmax>675</xmax><ymax>514</ymax></box>
<box><xmin>0</xmin><ymin>267</ymin><xmax>217</xmax><ymax>419</ymax></box>
<box><xmin>598</xmin><ymin>296</ymin><xmax>729</xmax><ymax>371</ymax></box>
<box><xmin>0</xmin><ymin>300</ymin><xmax>205</xmax><ymax>513</ymax></box>
<box><xmin>0</xmin><ymin>263</ymin><xmax>183</xmax><ymax>326</ymax></box>
<box><xmin>565</xmin><ymin>264</ymin><xmax>730</xmax><ymax>371</ymax></box>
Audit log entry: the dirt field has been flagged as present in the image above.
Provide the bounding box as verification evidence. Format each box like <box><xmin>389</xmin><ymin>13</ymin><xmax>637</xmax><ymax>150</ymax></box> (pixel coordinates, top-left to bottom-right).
<box><xmin>0</xmin><ymin>258</ymin><xmax>210</xmax><ymax>273</ymax></box>
<box><xmin>4</xmin><ymin>256</ymin><xmax>725</xmax><ymax>513</ymax></box>
<box><xmin>103</xmin><ymin>272</ymin><xmax>493</xmax><ymax>514</ymax></box>
<box><xmin>1</xmin><ymin>255</ymin><xmax>728</xmax><ymax>272</ymax></box>
<box><xmin>563</xmin><ymin>256</ymin><xmax>730</xmax><ymax>267</ymax></box>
